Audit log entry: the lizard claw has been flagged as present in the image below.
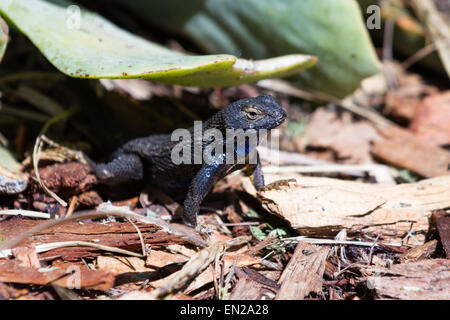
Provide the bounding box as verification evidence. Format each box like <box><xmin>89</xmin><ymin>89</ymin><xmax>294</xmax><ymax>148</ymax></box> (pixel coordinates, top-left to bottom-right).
<box><xmin>195</xmin><ymin>223</ymin><xmax>214</xmax><ymax>236</ymax></box>
<box><xmin>259</xmin><ymin>178</ymin><xmax>297</xmax><ymax>192</ymax></box>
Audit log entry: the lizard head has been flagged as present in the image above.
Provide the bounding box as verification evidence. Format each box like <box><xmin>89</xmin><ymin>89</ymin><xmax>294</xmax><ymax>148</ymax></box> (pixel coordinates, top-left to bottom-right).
<box><xmin>222</xmin><ymin>95</ymin><xmax>286</xmax><ymax>130</ymax></box>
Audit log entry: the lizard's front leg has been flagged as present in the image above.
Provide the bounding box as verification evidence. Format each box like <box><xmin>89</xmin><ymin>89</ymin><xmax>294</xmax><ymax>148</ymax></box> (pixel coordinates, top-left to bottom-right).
<box><xmin>92</xmin><ymin>153</ymin><xmax>144</xmax><ymax>185</ymax></box>
<box><xmin>245</xmin><ymin>152</ymin><xmax>264</xmax><ymax>190</ymax></box>
<box><xmin>246</xmin><ymin>151</ymin><xmax>295</xmax><ymax>191</ymax></box>
<box><xmin>183</xmin><ymin>163</ymin><xmax>228</xmax><ymax>228</ymax></box>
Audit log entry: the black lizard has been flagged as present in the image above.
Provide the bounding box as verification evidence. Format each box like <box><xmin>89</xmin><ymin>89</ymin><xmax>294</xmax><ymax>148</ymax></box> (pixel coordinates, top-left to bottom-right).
<box><xmin>89</xmin><ymin>95</ymin><xmax>286</xmax><ymax>229</ymax></box>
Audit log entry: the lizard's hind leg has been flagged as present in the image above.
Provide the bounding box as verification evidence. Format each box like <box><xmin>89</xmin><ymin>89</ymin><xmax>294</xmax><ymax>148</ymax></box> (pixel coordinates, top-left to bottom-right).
<box><xmin>93</xmin><ymin>153</ymin><xmax>144</xmax><ymax>186</ymax></box>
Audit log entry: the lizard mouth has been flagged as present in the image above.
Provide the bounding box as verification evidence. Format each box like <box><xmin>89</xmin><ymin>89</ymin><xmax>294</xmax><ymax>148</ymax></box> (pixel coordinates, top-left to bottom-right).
<box><xmin>275</xmin><ymin>113</ymin><xmax>286</xmax><ymax>127</ymax></box>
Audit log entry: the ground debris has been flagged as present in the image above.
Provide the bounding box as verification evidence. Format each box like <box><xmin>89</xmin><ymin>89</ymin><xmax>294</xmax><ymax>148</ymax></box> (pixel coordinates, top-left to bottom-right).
<box><xmin>229</xmin><ymin>267</ymin><xmax>279</xmax><ymax>300</ymax></box>
<box><xmin>0</xmin><ymin>259</ymin><xmax>115</xmax><ymax>291</ymax></box>
<box><xmin>121</xmin><ymin>241</ymin><xmax>226</xmax><ymax>300</ymax></box>
<box><xmin>409</xmin><ymin>91</ymin><xmax>450</xmax><ymax>146</ymax></box>
<box><xmin>276</xmin><ymin>241</ymin><xmax>329</xmax><ymax>300</ymax></box>
<box><xmin>363</xmin><ymin>259</ymin><xmax>450</xmax><ymax>300</ymax></box>
<box><xmin>145</xmin><ymin>249</ymin><xmax>190</xmax><ymax>268</ymax></box>
<box><xmin>243</xmin><ymin>174</ymin><xmax>450</xmax><ymax>244</ymax></box>
<box><xmin>0</xmin><ymin>218</ymin><xmax>183</xmax><ymax>261</ymax></box>
<box><xmin>433</xmin><ymin>210</ymin><xmax>450</xmax><ymax>257</ymax></box>
<box><xmin>296</xmin><ymin>108</ymin><xmax>379</xmax><ymax>163</ymax></box>
<box><xmin>97</xmin><ymin>256</ymin><xmax>153</xmax><ymax>274</ymax></box>
<box><xmin>0</xmin><ymin>166</ymin><xmax>28</xmax><ymax>195</ymax></box>
<box><xmin>372</xmin><ymin>125</ymin><xmax>450</xmax><ymax>178</ymax></box>
<box><xmin>398</xmin><ymin>240</ymin><xmax>437</xmax><ymax>262</ymax></box>
<box><xmin>181</xmin><ymin>251</ymin><xmax>260</xmax><ymax>295</ymax></box>
<box><xmin>30</xmin><ymin>162</ymin><xmax>97</xmax><ymax>197</ymax></box>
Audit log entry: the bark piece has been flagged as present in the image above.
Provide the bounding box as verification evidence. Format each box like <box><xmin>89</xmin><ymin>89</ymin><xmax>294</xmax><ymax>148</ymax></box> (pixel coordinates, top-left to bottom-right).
<box><xmin>30</xmin><ymin>162</ymin><xmax>97</xmax><ymax>197</ymax></box>
<box><xmin>433</xmin><ymin>210</ymin><xmax>450</xmax><ymax>257</ymax></box>
<box><xmin>0</xmin><ymin>282</ymin><xmax>30</xmax><ymax>300</ymax></box>
<box><xmin>146</xmin><ymin>241</ymin><xmax>226</xmax><ymax>299</ymax></box>
<box><xmin>230</xmin><ymin>274</ymin><xmax>266</xmax><ymax>300</ymax></box>
<box><xmin>372</xmin><ymin>125</ymin><xmax>450</xmax><ymax>178</ymax></box>
<box><xmin>366</xmin><ymin>259</ymin><xmax>450</xmax><ymax>300</ymax></box>
<box><xmin>0</xmin><ymin>260</ymin><xmax>115</xmax><ymax>291</ymax></box>
<box><xmin>148</xmin><ymin>251</ymin><xmax>259</xmax><ymax>295</ymax></box>
<box><xmin>183</xmin><ymin>252</ymin><xmax>260</xmax><ymax>294</ymax></box>
<box><xmin>230</xmin><ymin>267</ymin><xmax>279</xmax><ymax>300</ymax></box>
<box><xmin>14</xmin><ymin>244</ymin><xmax>41</xmax><ymax>268</ymax></box>
<box><xmin>276</xmin><ymin>241</ymin><xmax>329</xmax><ymax>300</ymax></box>
<box><xmin>0</xmin><ymin>218</ymin><xmax>183</xmax><ymax>261</ymax></box>
<box><xmin>77</xmin><ymin>191</ymin><xmax>103</xmax><ymax>206</ymax></box>
<box><xmin>398</xmin><ymin>240</ymin><xmax>437</xmax><ymax>262</ymax></box>
<box><xmin>243</xmin><ymin>175</ymin><xmax>450</xmax><ymax>243</ymax></box>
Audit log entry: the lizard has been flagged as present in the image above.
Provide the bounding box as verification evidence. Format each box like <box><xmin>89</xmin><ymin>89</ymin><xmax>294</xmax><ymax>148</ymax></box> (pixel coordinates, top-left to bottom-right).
<box><xmin>88</xmin><ymin>95</ymin><xmax>286</xmax><ymax>229</ymax></box>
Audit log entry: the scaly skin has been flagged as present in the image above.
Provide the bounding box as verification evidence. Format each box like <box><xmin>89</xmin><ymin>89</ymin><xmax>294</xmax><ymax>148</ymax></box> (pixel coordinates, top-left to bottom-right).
<box><xmin>90</xmin><ymin>95</ymin><xmax>286</xmax><ymax>228</ymax></box>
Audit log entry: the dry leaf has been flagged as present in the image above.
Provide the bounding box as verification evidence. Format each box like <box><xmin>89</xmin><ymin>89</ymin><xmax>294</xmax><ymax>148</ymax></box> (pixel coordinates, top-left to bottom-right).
<box><xmin>145</xmin><ymin>250</ymin><xmax>189</xmax><ymax>268</ymax></box>
<box><xmin>409</xmin><ymin>91</ymin><xmax>450</xmax><ymax>146</ymax></box>
<box><xmin>372</xmin><ymin>125</ymin><xmax>450</xmax><ymax>178</ymax></box>
<box><xmin>298</xmin><ymin>108</ymin><xmax>379</xmax><ymax>163</ymax></box>
<box><xmin>97</xmin><ymin>256</ymin><xmax>153</xmax><ymax>274</ymax></box>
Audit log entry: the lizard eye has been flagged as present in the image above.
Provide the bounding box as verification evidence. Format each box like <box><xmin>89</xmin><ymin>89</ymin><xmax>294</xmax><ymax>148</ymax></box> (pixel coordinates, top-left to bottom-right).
<box><xmin>243</xmin><ymin>106</ymin><xmax>262</xmax><ymax>120</ymax></box>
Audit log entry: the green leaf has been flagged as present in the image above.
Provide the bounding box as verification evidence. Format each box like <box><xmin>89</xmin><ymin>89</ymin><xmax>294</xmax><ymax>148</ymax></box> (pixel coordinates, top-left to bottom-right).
<box><xmin>398</xmin><ymin>170</ymin><xmax>419</xmax><ymax>183</ymax></box>
<box><xmin>0</xmin><ymin>16</ymin><xmax>7</xmax><ymax>62</ymax></box>
<box><xmin>243</xmin><ymin>208</ymin><xmax>260</xmax><ymax>219</ymax></box>
<box><xmin>287</xmin><ymin>120</ymin><xmax>308</xmax><ymax>138</ymax></box>
<box><xmin>110</xmin><ymin>0</ymin><xmax>381</xmax><ymax>98</ymax></box>
<box><xmin>250</xmin><ymin>226</ymin><xmax>267</xmax><ymax>241</ymax></box>
<box><xmin>0</xmin><ymin>0</ymin><xmax>316</xmax><ymax>87</ymax></box>
<box><xmin>268</xmin><ymin>228</ymin><xmax>288</xmax><ymax>238</ymax></box>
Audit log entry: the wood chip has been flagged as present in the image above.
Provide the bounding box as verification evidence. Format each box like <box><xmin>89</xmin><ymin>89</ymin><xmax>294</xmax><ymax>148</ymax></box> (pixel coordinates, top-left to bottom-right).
<box><xmin>365</xmin><ymin>259</ymin><xmax>450</xmax><ymax>300</ymax></box>
<box><xmin>230</xmin><ymin>274</ymin><xmax>267</xmax><ymax>300</ymax></box>
<box><xmin>398</xmin><ymin>240</ymin><xmax>437</xmax><ymax>262</ymax></box>
<box><xmin>30</xmin><ymin>162</ymin><xmax>97</xmax><ymax>197</ymax></box>
<box><xmin>243</xmin><ymin>175</ymin><xmax>450</xmax><ymax>243</ymax></box>
<box><xmin>276</xmin><ymin>241</ymin><xmax>329</xmax><ymax>300</ymax></box>
<box><xmin>148</xmin><ymin>241</ymin><xmax>226</xmax><ymax>299</ymax></box>
<box><xmin>0</xmin><ymin>218</ymin><xmax>183</xmax><ymax>261</ymax></box>
<box><xmin>230</xmin><ymin>267</ymin><xmax>279</xmax><ymax>300</ymax></box>
<box><xmin>433</xmin><ymin>210</ymin><xmax>450</xmax><ymax>257</ymax></box>
<box><xmin>13</xmin><ymin>244</ymin><xmax>41</xmax><ymax>268</ymax></box>
<box><xmin>0</xmin><ymin>260</ymin><xmax>115</xmax><ymax>291</ymax></box>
